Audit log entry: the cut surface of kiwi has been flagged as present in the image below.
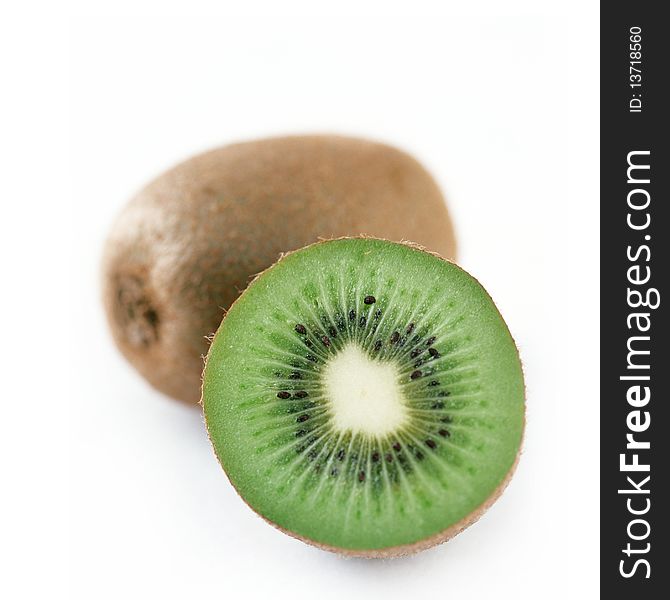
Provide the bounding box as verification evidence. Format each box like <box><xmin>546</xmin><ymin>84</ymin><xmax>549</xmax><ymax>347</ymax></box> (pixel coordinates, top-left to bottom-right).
<box><xmin>203</xmin><ymin>238</ymin><xmax>524</xmax><ymax>557</ymax></box>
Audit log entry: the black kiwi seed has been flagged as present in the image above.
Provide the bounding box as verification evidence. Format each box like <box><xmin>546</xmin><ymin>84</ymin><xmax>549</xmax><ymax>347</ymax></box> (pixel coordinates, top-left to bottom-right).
<box><xmin>321</xmin><ymin>335</ymin><xmax>331</xmax><ymax>347</ymax></box>
<box><xmin>306</xmin><ymin>354</ymin><xmax>318</xmax><ymax>363</ymax></box>
<box><xmin>393</xmin><ymin>442</ymin><xmax>401</xmax><ymax>452</ymax></box>
<box><xmin>330</xmin><ymin>468</ymin><xmax>338</xmax><ymax>477</ymax></box>
<box><xmin>385</xmin><ymin>453</ymin><xmax>393</xmax><ymax>463</ymax></box>
<box><xmin>410</xmin><ymin>348</ymin><xmax>421</xmax><ymax>358</ymax></box>
<box><xmin>289</xmin><ymin>371</ymin><xmax>302</xmax><ymax>380</ymax></box>
<box><xmin>295</xmin><ymin>429</ymin><xmax>307</xmax><ymax>438</ymax></box>
<box><xmin>359</xmin><ymin>316</ymin><xmax>367</xmax><ymax>328</ymax></box>
<box><xmin>277</xmin><ymin>391</ymin><xmax>291</xmax><ymax>399</ymax></box>
<box><xmin>439</xmin><ymin>429</ymin><xmax>450</xmax><ymax>437</ymax></box>
<box><xmin>428</xmin><ymin>380</ymin><xmax>439</xmax><ymax>387</ymax></box>
<box><xmin>358</xmin><ymin>471</ymin><xmax>366</xmax><ymax>482</ymax></box>
<box><xmin>328</xmin><ymin>326</ymin><xmax>337</xmax><ymax>337</ymax></box>
<box><xmin>390</xmin><ymin>331</ymin><xmax>400</xmax><ymax>344</ymax></box>
<box><xmin>410</xmin><ymin>370</ymin><xmax>422</xmax><ymax>380</ymax></box>
<box><xmin>428</xmin><ymin>348</ymin><xmax>440</xmax><ymax>358</ymax></box>
<box><xmin>363</xmin><ymin>295</ymin><xmax>376</xmax><ymax>305</ymax></box>
<box><xmin>432</xmin><ymin>401</ymin><xmax>445</xmax><ymax>409</ymax></box>
<box><xmin>373</xmin><ymin>340</ymin><xmax>382</xmax><ymax>351</ymax></box>
<box><xmin>374</xmin><ymin>309</ymin><xmax>382</xmax><ymax>320</ymax></box>
<box><xmin>426</xmin><ymin>336</ymin><xmax>437</xmax><ymax>345</ymax></box>
<box><xmin>294</xmin><ymin>390</ymin><xmax>308</xmax><ymax>398</ymax></box>
<box><xmin>295</xmin><ymin>323</ymin><xmax>307</xmax><ymax>335</ymax></box>
<box><xmin>425</xmin><ymin>439</ymin><xmax>437</xmax><ymax>450</ymax></box>
<box><xmin>372</xmin><ymin>452</ymin><xmax>380</xmax><ymax>463</ymax></box>
<box><xmin>336</xmin><ymin>449</ymin><xmax>345</xmax><ymax>461</ymax></box>
<box><xmin>406</xmin><ymin>323</ymin><xmax>415</xmax><ymax>335</ymax></box>
<box><xmin>297</xmin><ymin>414</ymin><xmax>310</xmax><ymax>423</ymax></box>
<box><xmin>348</xmin><ymin>309</ymin><xmax>356</xmax><ymax>321</ymax></box>
<box><xmin>438</xmin><ymin>390</ymin><xmax>451</xmax><ymax>397</ymax></box>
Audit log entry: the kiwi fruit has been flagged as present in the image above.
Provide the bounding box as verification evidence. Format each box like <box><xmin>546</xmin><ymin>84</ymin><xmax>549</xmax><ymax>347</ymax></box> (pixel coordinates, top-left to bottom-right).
<box><xmin>203</xmin><ymin>238</ymin><xmax>524</xmax><ymax>557</ymax></box>
<box><xmin>102</xmin><ymin>135</ymin><xmax>456</xmax><ymax>404</ymax></box>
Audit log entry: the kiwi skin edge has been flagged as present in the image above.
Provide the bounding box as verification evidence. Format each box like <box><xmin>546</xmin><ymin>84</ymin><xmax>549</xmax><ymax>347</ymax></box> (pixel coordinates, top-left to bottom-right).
<box><xmin>102</xmin><ymin>135</ymin><xmax>457</xmax><ymax>405</ymax></box>
<box><xmin>202</xmin><ymin>237</ymin><xmax>525</xmax><ymax>558</ymax></box>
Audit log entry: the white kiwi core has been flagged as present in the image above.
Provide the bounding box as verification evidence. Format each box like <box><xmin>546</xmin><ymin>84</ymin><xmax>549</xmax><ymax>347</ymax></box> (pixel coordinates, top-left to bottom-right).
<box><xmin>324</xmin><ymin>343</ymin><xmax>408</xmax><ymax>437</ymax></box>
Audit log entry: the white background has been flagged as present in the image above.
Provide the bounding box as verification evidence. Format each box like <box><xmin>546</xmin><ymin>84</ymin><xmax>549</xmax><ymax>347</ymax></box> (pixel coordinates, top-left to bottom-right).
<box><xmin>1</xmin><ymin>2</ymin><xmax>599</xmax><ymax>599</ymax></box>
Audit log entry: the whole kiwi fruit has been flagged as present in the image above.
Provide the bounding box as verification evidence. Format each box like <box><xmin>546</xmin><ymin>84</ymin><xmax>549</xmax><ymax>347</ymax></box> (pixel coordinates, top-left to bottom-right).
<box><xmin>102</xmin><ymin>135</ymin><xmax>457</xmax><ymax>404</ymax></box>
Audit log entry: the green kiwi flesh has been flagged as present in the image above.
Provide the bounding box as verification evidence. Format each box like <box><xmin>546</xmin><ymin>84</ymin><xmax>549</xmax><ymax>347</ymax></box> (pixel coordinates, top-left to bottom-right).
<box><xmin>203</xmin><ymin>238</ymin><xmax>524</xmax><ymax>557</ymax></box>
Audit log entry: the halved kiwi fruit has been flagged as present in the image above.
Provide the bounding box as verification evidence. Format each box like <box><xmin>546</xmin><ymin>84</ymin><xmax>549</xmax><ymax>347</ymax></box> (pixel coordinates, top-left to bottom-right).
<box><xmin>203</xmin><ymin>238</ymin><xmax>524</xmax><ymax>557</ymax></box>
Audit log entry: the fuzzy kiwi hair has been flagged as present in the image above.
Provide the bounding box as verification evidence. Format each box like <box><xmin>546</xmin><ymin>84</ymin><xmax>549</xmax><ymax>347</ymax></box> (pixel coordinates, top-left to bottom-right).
<box><xmin>102</xmin><ymin>135</ymin><xmax>457</xmax><ymax>404</ymax></box>
<box><xmin>203</xmin><ymin>237</ymin><xmax>524</xmax><ymax>557</ymax></box>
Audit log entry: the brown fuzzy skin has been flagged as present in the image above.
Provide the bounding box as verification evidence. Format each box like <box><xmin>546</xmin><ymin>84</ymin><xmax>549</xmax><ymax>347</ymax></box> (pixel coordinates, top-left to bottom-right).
<box><xmin>102</xmin><ymin>135</ymin><xmax>457</xmax><ymax>403</ymax></box>
<box><xmin>203</xmin><ymin>238</ymin><xmax>524</xmax><ymax>558</ymax></box>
